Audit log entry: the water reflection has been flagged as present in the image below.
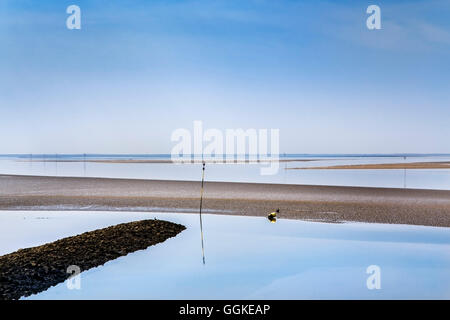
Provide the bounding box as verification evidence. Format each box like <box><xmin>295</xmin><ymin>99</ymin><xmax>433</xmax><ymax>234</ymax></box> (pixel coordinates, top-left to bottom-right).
<box><xmin>267</xmin><ymin>216</ymin><xmax>276</xmax><ymax>223</ymax></box>
<box><xmin>1</xmin><ymin>211</ymin><xmax>443</xmax><ymax>300</ymax></box>
<box><xmin>199</xmin><ymin>162</ymin><xmax>206</xmax><ymax>265</ymax></box>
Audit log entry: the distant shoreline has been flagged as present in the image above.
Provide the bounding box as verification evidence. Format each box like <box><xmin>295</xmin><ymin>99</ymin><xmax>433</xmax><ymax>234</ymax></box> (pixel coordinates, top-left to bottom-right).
<box><xmin>11</xmin><ymin>159</ymin><xmax>450</xmax><ymax>169</ymax></box>
<box><xmin>20</xmin><ymin>158</ymin><xmax>319</xmax><ymax>164</ymax></box>
<box><xmin>1</xmin><ymin>174</ymin><xmax>449</xmax><ymax>227</ymax></box>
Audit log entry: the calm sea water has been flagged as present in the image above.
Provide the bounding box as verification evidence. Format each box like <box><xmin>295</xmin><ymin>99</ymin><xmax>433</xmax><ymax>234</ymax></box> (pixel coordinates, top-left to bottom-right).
<box><xmin>0</xmin><ymin>154</ymin><xmax>449</xmax><ymax>190</ymax></box>
<box><xmin>0</xmin><ymin>211</ymin><xmax>446</xmax><ymax>299</ymax></box>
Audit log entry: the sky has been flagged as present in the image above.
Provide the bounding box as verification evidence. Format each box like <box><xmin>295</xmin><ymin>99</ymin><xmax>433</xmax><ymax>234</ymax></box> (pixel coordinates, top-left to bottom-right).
<box><xmin>0</xmin><ymin>0</ymin><xmax>449</xmax><ymax>154</ymax></box>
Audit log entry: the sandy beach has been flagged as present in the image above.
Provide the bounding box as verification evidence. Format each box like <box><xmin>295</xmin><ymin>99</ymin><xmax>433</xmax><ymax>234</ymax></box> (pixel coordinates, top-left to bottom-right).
<box><xmin>1</xmin><ymin>174</ymin><xmax>449</xmax><ymax>227</ymax></box>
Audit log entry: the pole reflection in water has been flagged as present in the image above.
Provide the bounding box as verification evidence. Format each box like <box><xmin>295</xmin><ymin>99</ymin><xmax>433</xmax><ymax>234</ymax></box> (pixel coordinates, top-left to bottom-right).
<box><xmin>199</xmin><ymin>162</ymin><xmax>206</xmax><ymax>265</ymax></box>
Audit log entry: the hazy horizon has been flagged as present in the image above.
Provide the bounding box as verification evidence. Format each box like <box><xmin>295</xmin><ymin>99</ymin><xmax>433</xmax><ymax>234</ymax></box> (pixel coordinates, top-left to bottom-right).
<box><xmin>1</xmin><ymin>153</ymin><xmax>450</xmax><ymax>157</ymax></box>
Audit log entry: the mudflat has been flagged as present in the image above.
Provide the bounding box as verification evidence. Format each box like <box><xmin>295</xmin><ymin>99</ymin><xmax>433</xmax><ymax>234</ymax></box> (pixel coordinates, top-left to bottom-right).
<box><xmin>1</xmin><ymin>174</ymin><xmax>449</xmax><ymax>227</ymax></box>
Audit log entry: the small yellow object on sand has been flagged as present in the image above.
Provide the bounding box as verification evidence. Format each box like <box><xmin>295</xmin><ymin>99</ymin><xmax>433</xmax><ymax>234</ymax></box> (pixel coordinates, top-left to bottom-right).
<box><xmin>267</xmin><ymin>209</ymin><xmax>279</xmax><ymax>222</ymax></box>
<box><xmin>268</xmin><ymin>209</ymin><xmax>279</xmax><ymax>218</ymax></box>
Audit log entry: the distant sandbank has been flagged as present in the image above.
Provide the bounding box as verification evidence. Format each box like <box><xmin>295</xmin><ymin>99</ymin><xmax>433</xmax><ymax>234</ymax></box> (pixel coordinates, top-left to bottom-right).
<box><xmin>289</xmin><ymin>161</ymin><xmax>450</xmax><ymax>170</ymax></box>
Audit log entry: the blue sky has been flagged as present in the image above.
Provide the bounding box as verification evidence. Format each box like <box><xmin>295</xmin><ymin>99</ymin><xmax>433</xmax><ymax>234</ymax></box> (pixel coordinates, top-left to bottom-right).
<box><xmin>0</xmin><ymin>0</ymin><xmax>449</xmax><ymax>153</ymax></box>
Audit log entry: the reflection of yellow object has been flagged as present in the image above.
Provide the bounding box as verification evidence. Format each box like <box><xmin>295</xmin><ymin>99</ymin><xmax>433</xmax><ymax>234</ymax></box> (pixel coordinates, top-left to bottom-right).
<box><xmin>268</xmin><ymin>216</ymin><xmax>277</xmax><ymax>223</ymax></box>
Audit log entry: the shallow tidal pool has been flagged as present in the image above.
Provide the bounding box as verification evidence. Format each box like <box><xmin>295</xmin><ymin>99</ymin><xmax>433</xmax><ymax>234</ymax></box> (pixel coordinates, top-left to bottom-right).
<box><xmin>0</xmin><ymin>210</ymin><xmax>448</xmax><ymax>299</ymax></box>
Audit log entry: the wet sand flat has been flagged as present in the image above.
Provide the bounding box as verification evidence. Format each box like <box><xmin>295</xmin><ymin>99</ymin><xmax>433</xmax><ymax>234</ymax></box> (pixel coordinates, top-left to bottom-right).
<box><xmin>0</xmin><ymin>175</ymin><xmax>449</xmax><ymax>227</ymax></box>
